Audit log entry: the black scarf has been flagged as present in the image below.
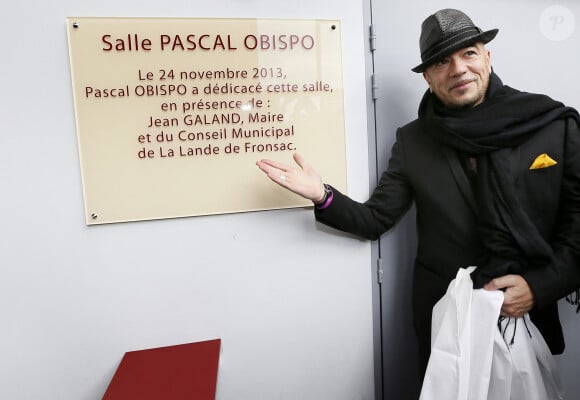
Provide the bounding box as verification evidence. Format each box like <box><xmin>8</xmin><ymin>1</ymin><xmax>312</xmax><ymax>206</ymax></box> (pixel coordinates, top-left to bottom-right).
<box><xmin>418</xmin><ymin>72</ymin><xmax>580</xmax><ymax>309</ymax></box>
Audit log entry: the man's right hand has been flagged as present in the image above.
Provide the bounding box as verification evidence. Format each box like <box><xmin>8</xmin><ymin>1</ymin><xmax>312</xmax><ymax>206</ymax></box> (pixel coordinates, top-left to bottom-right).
<box><xmin>256</xmin><ymin>152</ymin><xmax>326</xmax><ymax>203</ymax></box>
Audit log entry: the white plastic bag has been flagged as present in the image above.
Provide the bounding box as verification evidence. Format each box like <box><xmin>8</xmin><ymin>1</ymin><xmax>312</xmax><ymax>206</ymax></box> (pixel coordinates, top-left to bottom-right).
<box><xmin>419</xmin><ymin>267</ymin><xmax>564</xmax><ymax>400</ymax></box>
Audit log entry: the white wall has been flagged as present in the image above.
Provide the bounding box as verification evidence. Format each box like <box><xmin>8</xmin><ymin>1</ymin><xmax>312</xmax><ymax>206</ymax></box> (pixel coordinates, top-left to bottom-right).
<box><xmin>0</xmin><ymin>1</ymin><xmax>374</xmax><ymax>399</ymax></box>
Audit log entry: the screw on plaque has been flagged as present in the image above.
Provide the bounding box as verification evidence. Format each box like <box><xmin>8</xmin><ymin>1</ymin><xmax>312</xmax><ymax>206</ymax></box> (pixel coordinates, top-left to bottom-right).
<box><xmin>331</xmin><ymin>25</ymin><xmax>336</xmax><ymax>30</ymax></box>
<box><xmin>73</xmin><ymin>22</ymin><xmax>79</xmax><ymax>28</ymax></box>
<box><xmin>91</xmin><ymin>213</ymin><xmax>98</xmax><ymax>220</ymax></box>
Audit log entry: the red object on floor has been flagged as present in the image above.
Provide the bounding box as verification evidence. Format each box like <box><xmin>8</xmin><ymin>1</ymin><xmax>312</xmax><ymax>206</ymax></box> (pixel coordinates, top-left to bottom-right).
<box><xmin>102</xmin><ymin>339</ymin><xmax>221</xmax><ymax>400</ymax></box>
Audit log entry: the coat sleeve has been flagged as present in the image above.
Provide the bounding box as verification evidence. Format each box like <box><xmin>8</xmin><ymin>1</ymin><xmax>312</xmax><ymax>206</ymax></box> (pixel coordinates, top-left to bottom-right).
<box><xmin>314</xmin><ymin>129</ymin><xmax>414</xmax><ymax>240</ymax></box>
<box><xmin>522</xmin><ymin>117</ymin><xmax>580</xmax><ymax>308</ymax></box>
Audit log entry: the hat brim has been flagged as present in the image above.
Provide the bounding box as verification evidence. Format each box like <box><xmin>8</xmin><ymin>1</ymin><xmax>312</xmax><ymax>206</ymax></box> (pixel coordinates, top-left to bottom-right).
<box><xmin>411</xmin><ymin>29</ymin><xmax>498</xmax><ymax>73</ymax></box>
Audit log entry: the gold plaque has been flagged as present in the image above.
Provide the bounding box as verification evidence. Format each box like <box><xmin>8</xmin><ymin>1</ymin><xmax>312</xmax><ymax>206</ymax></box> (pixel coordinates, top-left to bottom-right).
<box><xmin>67</xmin><ymin>17</ymin><xmax>346</xmax><ymax>224</ymax></box>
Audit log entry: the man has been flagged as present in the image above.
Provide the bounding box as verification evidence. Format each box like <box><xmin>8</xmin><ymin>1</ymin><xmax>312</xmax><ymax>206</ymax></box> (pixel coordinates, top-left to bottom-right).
<box><xmin>256</xmin><ymin>8</ymin><xmax>580</xmax><ymax>377</ymax></box>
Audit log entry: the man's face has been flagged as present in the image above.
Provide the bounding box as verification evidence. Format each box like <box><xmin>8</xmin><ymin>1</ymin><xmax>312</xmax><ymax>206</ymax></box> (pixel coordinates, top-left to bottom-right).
<box><xmin>422</xmin><ymin>42</ymin><xmax>491</xmax><ymax>109</ymax></box>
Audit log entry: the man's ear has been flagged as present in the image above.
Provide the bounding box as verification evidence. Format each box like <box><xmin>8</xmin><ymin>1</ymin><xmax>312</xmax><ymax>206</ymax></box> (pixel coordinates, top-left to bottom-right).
<box><xmin>423</xmin><ymin>71</ymin><xmax>432</xmax><ymax>91</ymax></box>
<box><xmin>485</xmin><ymin>48</ymin><xmax>492</xmax><ymax>74</ymax></box>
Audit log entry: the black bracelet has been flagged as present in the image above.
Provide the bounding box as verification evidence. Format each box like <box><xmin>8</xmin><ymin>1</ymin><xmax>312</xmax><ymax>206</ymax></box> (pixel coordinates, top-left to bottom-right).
<box><xmin>314</xmin><ymin>184</ymin><xmax>332</xmax><ymax>206</ymax></box>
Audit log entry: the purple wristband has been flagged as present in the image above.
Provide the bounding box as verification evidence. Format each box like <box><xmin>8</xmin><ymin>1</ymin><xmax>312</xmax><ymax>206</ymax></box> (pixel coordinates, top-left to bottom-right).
<box><xmin>315</xmin><ymin>185</ymin><xmax>334</xmax><ymax>210</ymax></box>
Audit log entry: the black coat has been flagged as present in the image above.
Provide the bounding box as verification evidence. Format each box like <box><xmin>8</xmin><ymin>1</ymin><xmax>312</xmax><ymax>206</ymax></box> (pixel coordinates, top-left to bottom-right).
<box><xmin>315</xmin><ymin>116</ymin><xmax>580</xmax><ymax>372</ymax></box>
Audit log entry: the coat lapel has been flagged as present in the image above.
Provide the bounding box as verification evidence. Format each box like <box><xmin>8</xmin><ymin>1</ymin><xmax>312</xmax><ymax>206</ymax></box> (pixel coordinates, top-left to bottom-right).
<box><xmin>442</xmin><ymin>147</ymin><xmax>478</xmax><ymax>214</ymax></box>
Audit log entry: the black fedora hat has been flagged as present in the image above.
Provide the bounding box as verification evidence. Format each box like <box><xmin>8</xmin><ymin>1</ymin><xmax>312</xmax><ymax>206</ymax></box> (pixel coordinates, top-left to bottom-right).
<box><xmin>412</xmin><ymin>9</ymin><xmax>498</xmax><ymax>73</ymax></box>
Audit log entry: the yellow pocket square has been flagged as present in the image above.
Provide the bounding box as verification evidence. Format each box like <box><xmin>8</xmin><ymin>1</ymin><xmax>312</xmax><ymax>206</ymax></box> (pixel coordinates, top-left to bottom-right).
<box><xmin>529</xmin><ymin>153</ymin><xmax>558</xmax><ymax>170</ymax></box>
